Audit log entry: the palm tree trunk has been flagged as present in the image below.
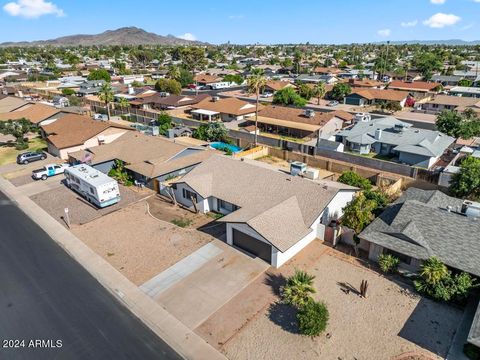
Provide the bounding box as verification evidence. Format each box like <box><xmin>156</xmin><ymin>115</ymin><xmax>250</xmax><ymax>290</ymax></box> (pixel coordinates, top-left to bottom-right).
<box><xmin>317</xmin><ymin>96</ymin><xmax>321</xmax><ymax>105</ymax></box>
<box><xmin>106</xmin><ymin>102</ymin><xmax>111</xmax><ymax>121</ymax></box>
<box><xmin>254</xmin><ymin>89</ymin><xmax>259</xmax><ymax>146</ymax></box>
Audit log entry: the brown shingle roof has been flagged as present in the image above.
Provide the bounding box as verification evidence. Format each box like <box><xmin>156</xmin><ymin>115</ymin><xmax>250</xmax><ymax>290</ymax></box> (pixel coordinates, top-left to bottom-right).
<box><xmin>191</xmin><ymin>97</ymin><xmax>259</xmax><ymax>116</ymax></box>
<box><xmin>257</xmin><ymin>106</ymin><xmax>353</xmax><ymax>128</ymax></box>
<box><xmin>264</xmin><ymin>80</ymin><xmax>295</xmax><ymax>91</ymax></box>
<box><xmin>134</xmin><ymin>93</ymin><xmax>210</xmax><ymax>108</ymax></box>
<box><xmin>194</xmin><ymin>74</ymin><xmax>223</xmax><ymax>84</ymax></box>
<box><xmin>350</xmin><ymin>89</ymin><xmax>409</xmax><ymax>102</ymax></box>
<box><xmin>42</xmin><ymin>114</ymin><xmax>132</xmax><ymax>149</ymax></box>
<box><xmin>389</xmin><ymin>81</ymin><xmax>441</xmax><ymax>92</ymax></box>
<box><xmin>0</xmin><ymin>103</ymin><xmax>61</xmax><ymax>124</ymax></box>
<box><xmin>0</xmin><ymin>96</ymin><xmax>28</xmax><ymax>113</ymax></box>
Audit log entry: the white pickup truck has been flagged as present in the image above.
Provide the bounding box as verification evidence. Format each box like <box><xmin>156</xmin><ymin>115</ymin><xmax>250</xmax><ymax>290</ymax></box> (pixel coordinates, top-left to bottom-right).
<box><xmin>32</xmin><ymin>164</ymin><xmax>70</xmax><ymax>180</ymax></box>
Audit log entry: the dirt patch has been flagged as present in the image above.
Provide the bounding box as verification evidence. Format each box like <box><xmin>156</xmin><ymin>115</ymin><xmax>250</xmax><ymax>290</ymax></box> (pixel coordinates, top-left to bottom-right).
<box><xmin>72</xmin><ymin>201</ymin><xmax>215</xmax><ymax>285</ymax></box>
<box><xmin>222</xmin><ymin>249</ymin><xmax>462</xmax><ymax>360</ymax></box>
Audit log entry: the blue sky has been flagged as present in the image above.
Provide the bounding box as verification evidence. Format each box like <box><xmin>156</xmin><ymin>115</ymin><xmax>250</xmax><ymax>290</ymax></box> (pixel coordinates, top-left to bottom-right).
<box><xmin>0</xmin><ymin>0</ymin><xmax>478</xmax><ymax>44</ymax></box>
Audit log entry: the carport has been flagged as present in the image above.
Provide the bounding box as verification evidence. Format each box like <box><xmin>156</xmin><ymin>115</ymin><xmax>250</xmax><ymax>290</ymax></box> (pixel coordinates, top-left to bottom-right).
<box><xmin>232</xmin><ymin>229</ymin><xmax>272</xmax><ymax>263</ymax></box>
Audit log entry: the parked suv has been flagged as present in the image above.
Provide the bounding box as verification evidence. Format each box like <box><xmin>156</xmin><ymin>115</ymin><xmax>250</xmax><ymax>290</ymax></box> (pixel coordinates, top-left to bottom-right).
<box><xmin>17</xmin><ymin>151</ymin><xmax>47</xmax><ymax>165</ymax></box>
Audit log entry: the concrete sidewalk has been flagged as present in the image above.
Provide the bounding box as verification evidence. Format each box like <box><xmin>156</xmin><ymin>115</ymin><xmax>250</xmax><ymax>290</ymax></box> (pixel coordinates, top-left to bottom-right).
<box><xmin>0</xmin><ymin>176</ymin><xmax>226</xmax><ymax>360</ymax></box>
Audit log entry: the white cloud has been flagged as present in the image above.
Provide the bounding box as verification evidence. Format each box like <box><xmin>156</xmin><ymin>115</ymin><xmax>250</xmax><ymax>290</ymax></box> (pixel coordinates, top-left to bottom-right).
<box><xmin>423</xmin><ymin>13</ymin><xmax>461</xmax><ymax>28</ymax></box>
<box><xmin>401</xmin><ymin>20</ymin><xmax>418</xmax><ymax>27</ymax></box>
<box><xmin>430</xmin><ymin>0</ymin><xmax>446</xmax><ymax>4</ymax></box>
<box><xmin>228</xmin><ymin>15</ymin><xmax>244</xmax><ymax>19</ymax></box>
<box><xmin>377</xmin><ymin>29</ymin><xmax>391</xmax><ymax>37</ymax></box>
<box><xmin>3</xmin><ymin>0</ymin><xmax>64</xmax><ymax>18</ymax></box>
<box><xmin>177</xmin><ymin>33</ymin><xmax>197</xmax><ymax>41</ymax></box>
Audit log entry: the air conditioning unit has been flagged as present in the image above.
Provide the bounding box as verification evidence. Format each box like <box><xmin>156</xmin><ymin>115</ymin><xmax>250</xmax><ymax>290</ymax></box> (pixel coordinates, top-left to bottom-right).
<box><xmin>290</xmin><ymin>161</ymin><xmax>307</xmax><ymax>176</ymax></box>
<box><xmin>354</xmin><ymin>112</ymin><xmax>371</xmax><ymax>123</ymax></box>
<box><xmin>304</xmin><ymin>168</ymin><xmax>319</xmax><ymax>180</ymax></box>
<box><xmin>212</xmin><ymin>96</ymin><xmax>220</xmax><ymax>102</ymax></box>
<box><xmin>304</xmin><ymin>109</ymin><xmax>315</xmax><ymax>118</ymax></box>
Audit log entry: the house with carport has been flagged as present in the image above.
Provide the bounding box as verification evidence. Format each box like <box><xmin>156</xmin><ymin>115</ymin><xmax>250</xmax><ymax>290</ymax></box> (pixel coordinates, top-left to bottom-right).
<box><xmin>190</xmin><ymin>97</ymin><xmax>258</xmax><ymax>122</ymax></box>
<box><xmin>171</xmin><ymin>155</ymin><xmax>357</xmax><ymax>267</ymax></box>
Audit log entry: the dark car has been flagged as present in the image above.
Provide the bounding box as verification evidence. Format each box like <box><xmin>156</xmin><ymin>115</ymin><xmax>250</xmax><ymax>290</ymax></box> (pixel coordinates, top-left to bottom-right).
<box><xmin>16</xmin><ymin>151</ymin><xmax>47</xmax><ymax>165</ymax></box>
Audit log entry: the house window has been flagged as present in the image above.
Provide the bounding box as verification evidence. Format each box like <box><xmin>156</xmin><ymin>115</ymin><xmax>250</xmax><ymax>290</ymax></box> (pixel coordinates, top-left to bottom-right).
<box><xmin>182</xmin><ymin>188</ymin><xmax>197</xmax><ymax>202</ymax></box>
<box><xmin>384</xmin><ymin>248</ymin><xmax>412</xmax><ymax>265</ymax></box>
<box><xmin>218</xmin><ymin>199</ymin><xmax>237</xmax><ymax>212</ymax></box>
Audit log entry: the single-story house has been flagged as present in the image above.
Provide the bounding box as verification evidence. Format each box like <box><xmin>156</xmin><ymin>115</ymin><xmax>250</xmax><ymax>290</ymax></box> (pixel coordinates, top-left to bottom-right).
<box><xmin>68</xmin><ymin>131</ymin><xmax>215</xmax><ymax>188</ymax></box>
<box><xmin>344</xmin><ymin>89</ymin><xmax>409</xmax><ymax>108</ymax></box>
<box><xmin>296</xmin><ymin>74</ymin><xmax>338</xmax><ymax>84</ymax></box>
<box><xmin>77</xmin><ymin>80</ymin><xmax>106</xmax><ymax>96</ymax></box>
<box><xmin>194</xmin><ymin>74</ymin><xmax>224</xmax><ymax>87</ymax></box>
<box><xmin>249</xmin><ymin>106</ymin><xmax>352</xmax><ymax>140</ymax></box>
<box><xmin>190</xmin><ymin>97</ymin><xmax>258</xmax><ymax>122</ymax></box>
<box><xmin>171</xmin><ymin>155</ymin><xmax>357</xmax><ymax>267</ymax></box>
<box><xmin>449</xmin><ymin>86</ymin><xmax>480</xmax><ymax>98</ymax></box>
<box><xmin>312</xmin><ymin>67</ymin><xmax>343</xmax><ymax>76</ymax></box>
<box><xmin>347</xmin><ymin>78</ymin><xmax>383</xmax><ymax>89</ymax></box>
<box><xmin>130</xmin><ymin>93</ymin><xmax>210</xmax><ymax>110</ymax></box>
<box><xmin>360</xmin><ymin>187</ymin><xmax>480</xmax><ymax>276</ymax></box>
<box><xmin>388</xmin><ymin>81</ymin><xmax>442</xmax><ymax>99</ymax></box>
<box><xmin>421</xmin><ymin>95</ymin><xmax>479</xmax><ymax>114</ymax></box>
<box><xmin>335</xmin><ymin>116</ymin><xmax>454</xmax><ymax>168</ymax></box>
<box><xmin>0</xmin><ymin>95</ymin><xmax>28</xmax><ymax>113</ymax></box>
<box><xmin>431</xmin><ymin>75</ymin><xmax>465</xmax><ymax>87</ymax></box>
<box><xmin>0</xmin><ymin>103</ymin><xmax>70</xmax><ymax>126</ymax></box>
<box><xmin>41</xmin><ymin>114</ymin><xmax>133</xmax><ymax>159</ymax></box>
<box><xmin>262</xmin><ymin>80</ymin><xmax>296</xmax><ymax>94</ymax></box>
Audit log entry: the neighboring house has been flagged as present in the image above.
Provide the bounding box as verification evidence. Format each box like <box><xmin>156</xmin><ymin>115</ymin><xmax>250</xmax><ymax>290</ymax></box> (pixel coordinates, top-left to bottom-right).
<box><xmin>171</xmin><ymin>155</ymin><xmax>357</xmax><ymax>267</ymax></box>
<box><xmin>151</xmin><ymin>70</ymin><xmax>168</xmax><ymax>80</ymax></box>
<box><xmin>296</xmin><ymin>74</ymin><xmax>338</xmax><ymax>84</ymax></box>
<box><xmin>449</xmin><ymin>86</ymin><xmax>480</xmax><ymax>98</ymax></box>
<box><xmin>194</xmin><ymin>74</ymin><xmax>224</xmax><ymax>87</ymax></box>
<box><xmin>344</xmin><ymin>89</ymin><xmax>409</xmax><ymax>108</ymax></box>
<box><xmin>190</xmin><ymin>97</ymin><xmax>258</xmax><ymax>122</ymax></box>
<box><xmin>387</xmin><ymin>81</ymin><xmax>441</xmax><ymax>99</ymax></box>
<box><xmin>431</xmin><ymin>75</ymin><xmax>464</xmax><ymax>87</ymax></box>
<box><xmin>0</xmin><ymin>95</ymin><xmax>28</xmax><ymax>113</ymax></box>
<box><xmin>41</xmin><ymin>114</ymin><xmax>133</xmax><ymax>159</ymax></box>
<box><xmin>421</xmin><ymin>95</ymin><xmax>479</xmax><ymax>114</ymax></box>
<box><xmin>347</xmin><ymin>79</ymin><xmax>383</xmax><ymax>89</ymax></box>
<box><xmin>335</xmin><ymin>116</ymin><xmax>454</xmax><ymax>168</ymax></box>
<box><xmin>249</xmin><ymin>106</ymin><xmax>352</xmax><ymax>140</ymax></box>
<box><xmin>52</xmin><ymin>96</ymin><xmax>70</xmax><ymax>108</ymax></box>
<box><xmin>312</xmin><ymin>67</ymin><xmax>343</xmax><ymax>76</ymax></box>
<box><xmin>338</xmin><ymin>69</ymin><xmax>376</xmax><ymax>80</ymax></box>
<box><xmin>262</xmin><ymin>80</ymin><xmax>296</xmax><ymax>94</ymax></box>
<box><xmin>68</xmin><ymin>132</ymin><xmax>215</xmax><ymax>188</ymax></box>
<box><xmin>167</xmin><ymin>126</ymin><xmax>193</xmax><ymax>138</ymax></box>
<box><xmin>360</xmin><ymin>188</ymin><xmax>480</xmax><ymax>277</ymax></box>
<box><xmin>0</xmin><ymin>103</ymin><xmax>69</xmax><ymax>126</ymax></box>
<box><xmin>77</xmin><ymin>80</ymin><xmax>106</xmax><ymax>96</ymax></box>
<box><xmin>131</xmin><ymin>93</ymin><xmax>210</xmax><ymax>110</ymax></box>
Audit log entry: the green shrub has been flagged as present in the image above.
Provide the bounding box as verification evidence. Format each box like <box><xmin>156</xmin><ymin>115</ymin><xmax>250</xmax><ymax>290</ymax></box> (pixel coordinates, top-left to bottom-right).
<box><xmin>15</xmin><ymin>141</ymin><xmax>29</xmax><ymax>150</ymax></box>
<box><xmin>281</xmin><ymin>269</ymin><xmax>316</xmax><ymax>309</ymax></box>
<box><xmin>297</xmin><ymin>300</ymin><xmax>329</xmax><ymax>337</ymax></box>
<box><xmin>338</xmin><ymin>171</ymin><xmax>372</xmax><ymax>190</ymax></box>
<box><xmin>378</xmin><ymin>254</ymin><xmax>400</xmax><ymax>273</ymax></box>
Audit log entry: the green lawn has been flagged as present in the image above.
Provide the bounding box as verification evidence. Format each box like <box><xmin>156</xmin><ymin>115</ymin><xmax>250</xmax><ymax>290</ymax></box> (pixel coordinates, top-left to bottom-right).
<box><xmin>0</xmin><ymin>137</ymin><xmax>47</xmax><ymax>166</ymax></box>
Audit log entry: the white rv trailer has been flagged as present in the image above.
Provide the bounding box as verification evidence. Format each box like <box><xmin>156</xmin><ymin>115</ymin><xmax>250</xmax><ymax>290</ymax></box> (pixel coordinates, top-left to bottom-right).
<box><xmin>64</xmin><ymin>164</ymin><xmax>120</xmax><ymax>208</ymax></box>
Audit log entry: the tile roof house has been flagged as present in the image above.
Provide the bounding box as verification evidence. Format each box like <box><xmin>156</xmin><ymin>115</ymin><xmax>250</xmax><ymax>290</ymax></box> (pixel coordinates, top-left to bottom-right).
<box><xmin>41</xmin><ymin>114</ymin><xmax>133</xmax><ymax>159</ymax></box>
<box><xmin>335</xmin><ymin>116</ymin><xmax>454</xmax><ymax>168</ymax></box>
<box><xmin>190</xmin><ymin>97</ymin><xmax>258</xmax><ymax>122</ymax></box>
<box><xmin>388</xmin><ymin>81</ymin><xmax>442</xmax><ymax>99</ymax></box>
<box><xmin>249</xmin><ymin>106</ymin><xmax>352</xmax><ymax>140</ymax></box>
<box><xmin>194</xmin><ymin>74</ymin><xmax>223</xmax><ymax>87</ymax></box>
<box><xmin>421</xmin><ymin>95</ymin><xmax>480</xmax><ymax>114</ymax></box>
<box><xmin>0</xmin><ymin>103</ymin><xmax>67</xmax><ymax>126</ymax></box>
<box><xmin>262</xmin><ymin>80</ymin><xmax>296</xmax><ymax>94</ymax></box>
<box><xmin>0</xmin><ymin>96</ymin><xmax>28</xmax><ymax>113</ymax></box>
<box><xmin>68</xmin><ymin>132</ymin><xmax>215</xmax><ymax>187</ymax></box>
<box><xmin>130</xmin><ymin>93</ymin><xmax>210</xmax><ymax>110</ymax></box>
<box><xmin>344</xmin><ymin>89</ymin><xmax>410</xmax><ymax>107</ymax></box>
<box><xmin>172</xmin><ymin>155</ymin><xmax>357</xmax><ymax>267</ymax></box>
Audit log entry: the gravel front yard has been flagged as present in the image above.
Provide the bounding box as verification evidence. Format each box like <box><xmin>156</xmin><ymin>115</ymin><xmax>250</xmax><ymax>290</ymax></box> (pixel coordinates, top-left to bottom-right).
<box><xmin>30</xmin><ymin>184</ymin><xmax>148</xmax><ymax>226</ymax></box>
<box><xmin>72</xmin><ymin>201</ymin><xmax>214</xmax><ymax>285</ymax></box>
<box><xmin>223</xmin><ymin>252</ymin><xmax>462</xmax><ymax>360</ymax></box>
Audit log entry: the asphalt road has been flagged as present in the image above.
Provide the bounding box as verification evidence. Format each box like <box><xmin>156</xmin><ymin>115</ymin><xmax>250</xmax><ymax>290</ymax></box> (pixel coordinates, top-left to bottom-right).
<box><xmin>0</xmin><ymin>190</ymin><xmax>183</xmax><ymax>360</ymax></box>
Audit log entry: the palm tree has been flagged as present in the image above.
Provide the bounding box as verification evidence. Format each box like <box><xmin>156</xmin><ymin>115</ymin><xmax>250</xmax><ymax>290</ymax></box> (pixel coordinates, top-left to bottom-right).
<box><xmin>313</xmin><ymin>82</ymin><xmax>326</xmax><ymax>105</ymax></box>
<box><xmin>117</xmin><ymin>97</ymin><xmax>130</xmax><ymax>113</ymax></box>
<box><xmin>420</xmin><ymin>257</ymin><xmax>449</xmax><ymax>285</ymax></box>
<box><xmin>99</xmin><ymin>83</ymin><xmax>114</xmax><ymax>121</ymax></box>
<box><xmin>167</xmin><ymin>65</ymin><xmax>181</xmax><ymax>81</ymax></box>
<box><xmin>281</xmin><ymin>269</ymin><xmax>316</xmax><ymax>309</ymax></box>
<box><xmin>246</xmin><ymin>68</ymin><xmax>266</xmax><ymax>145</ymax></box>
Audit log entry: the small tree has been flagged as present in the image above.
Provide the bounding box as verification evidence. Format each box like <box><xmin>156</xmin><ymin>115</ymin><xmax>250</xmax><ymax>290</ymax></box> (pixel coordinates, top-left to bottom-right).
<box><xmin>61</xmin><ymin>88</ymin><xmax>75</xmax><ymax>96</ymax></box>
<box><xmin>108</xmin><ymin>160</ymin><xmax>133</xmax><ymax>186</ymax></box>
<box><xmin>157</xmin><ymin>112</ymin><xmax>173</xmax><ymax>136</ymax></box>
<box><xmin>154</xmin><ymin>78</ymin><xmax>181</xmax><ymax>95</ymax></box>
<box><xmin>272</xmin><ymin>87</ymin><xmax>307</xmax><ymax>107</ymax></box>
<box><xmin>312</xmin><ymin>82</ymin><xmax>326</xmax><ymax>105</ymax></box>
<box><xmin>338</xmin><ymin>171</ymin><xmax>372</xmax><ymax>190</ymax></box>
<box><xmin>223</xmin><ymin>74</ymin><xmax>244</xmax><ymax>85</ymax></box>
<box><xmin>330</xmin><ymin>83</ymin><xmax>351</xmax><ymax>101</ymax></box>
<box><xmin>0</xmin><ymin>118</ymin><xmax>35</xmax><ymax>150</ymax></box>
<box><xmin>436</xmin><ymin>109</ymin><xmax>480</xmax><ymax>139</ymax></box>
<box><xmin>193</xmin><ymin>122</ymin><xmax>228</xmax><ymax>142</ymax></box>
<box><xmin>378</xmin><ymin>254</ymin><xmax>400</xmax><ymax>273</ymax></box>
<box><xmin>450</xmin><ymin>156</ymin><xmax>480</xmax><ymax>200</ymax></box>
<box><xmin>99</xmin><ymin>83</ymin><xmax>114</xmax><ymax>120</ymax></box>
<box><xmin>281</xmin><ymin>269</ymin><xmax>316</xmax><ymax>309</ymax></box>
<box><xmin>297</xmin><ymin>300</ymin><xmax>329</xmax><ymax>337</ymax></box>
<box><xmin>341</xmin><ymin>193</ymin><xmax>377</xmax><ymax>234</ymax></box>
<box><xmin>87</xmin><ymin>69</ymin><xmax>111</xmax><ymax>82</ymax></box>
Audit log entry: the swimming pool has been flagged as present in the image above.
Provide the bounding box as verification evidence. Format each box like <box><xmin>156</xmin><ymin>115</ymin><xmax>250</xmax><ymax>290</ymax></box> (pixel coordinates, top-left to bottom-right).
<box><xmin>209</xmin><ymin>142</ymin><xmax>242</xmax><ymax>153</ymax></box>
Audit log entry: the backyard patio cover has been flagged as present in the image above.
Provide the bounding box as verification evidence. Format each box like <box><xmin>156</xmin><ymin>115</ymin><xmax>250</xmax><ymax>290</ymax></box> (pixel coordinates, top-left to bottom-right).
<box><xmin>191</xmin><ymin>109</ymin><xmax>219</xmax><ymax>116</ymax></box>
<box><xmin>254</xmin><ymin>116</ymin><xmax>321</xmax><ymax>132</ymax></box>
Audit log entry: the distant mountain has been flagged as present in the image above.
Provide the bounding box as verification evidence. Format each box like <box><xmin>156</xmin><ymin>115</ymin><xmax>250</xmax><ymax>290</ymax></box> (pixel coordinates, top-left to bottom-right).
<box><xmin>375</xmin><ymin>39</ymin><xmax>480</xmax><ymax>45</ymax></box>
<box><xmin>0</xmin><ymin>27</ymin><xmax>205</xmax><ymax>47</ymax></box>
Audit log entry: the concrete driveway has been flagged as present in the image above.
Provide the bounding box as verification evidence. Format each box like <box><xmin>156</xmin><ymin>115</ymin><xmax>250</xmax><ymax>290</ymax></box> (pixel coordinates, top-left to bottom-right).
<box><xmin>140</xmin><ymin>240</ymin><xmax>269</xmax><ymax>330</ymax></box>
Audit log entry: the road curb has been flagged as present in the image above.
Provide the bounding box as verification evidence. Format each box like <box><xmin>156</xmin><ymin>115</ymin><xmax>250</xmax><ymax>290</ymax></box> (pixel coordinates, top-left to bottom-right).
<box><xmin>0</xmin><ymin>176</ymin><xmax>226</xmax><ymax>360</ymax></box>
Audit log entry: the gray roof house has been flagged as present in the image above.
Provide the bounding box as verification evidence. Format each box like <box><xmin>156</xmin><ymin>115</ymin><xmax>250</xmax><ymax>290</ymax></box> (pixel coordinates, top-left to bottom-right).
<box><xmin>335</xmin><ymin>117</ymin><xmax>454</xmax><ymax>168</ymax></box>
<box><xmin>360</xmin><ymin>187</ymin><xmax>480</xmax><ymax>349</ymax></box>
<box><xmin>171</xmin><ymin>155</ymin><xmax>357</xmax><ymax>267</ymax></box>
<box><xmin>77</xmin><ymin>80</ymin><xmax>106</xmax><ymax>96</ymax></box>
